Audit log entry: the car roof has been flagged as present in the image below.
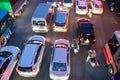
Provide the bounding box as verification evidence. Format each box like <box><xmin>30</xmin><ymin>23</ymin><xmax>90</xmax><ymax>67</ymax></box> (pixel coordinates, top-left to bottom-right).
<box><xmin>32</xmin><ymin>3</ymin><xmax>51</xmax><ymax>18</ymax></box>
<box><xmin>77</xmin><ymin>0</ymin><xmax>87</xmax><ymax>6</ymax></box>
<box><xmin>53</xmin><ymin>48</ymin><xmax>67</xmax><ymax>63</ymax></box>
<box><xmin>18</xmin><ymin>44</ymin><xmax>39</xmax><ymax>67</ymax></box>
<box><xmin>80</xmin><ymin>23</ymin><xmax>94</xmax><ymax>35</ymax></box>
<box><xmin>56</xmin><ymin>12</ymin><xmax>67</xmax><ymax>23</ymax></box>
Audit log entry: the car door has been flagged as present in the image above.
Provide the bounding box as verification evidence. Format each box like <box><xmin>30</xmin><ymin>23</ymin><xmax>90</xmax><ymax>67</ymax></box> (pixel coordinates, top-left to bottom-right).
<box><xmin>1</xmin><ymin>56</ymin><xmax>12</xmax><ymax>80</ymax></box>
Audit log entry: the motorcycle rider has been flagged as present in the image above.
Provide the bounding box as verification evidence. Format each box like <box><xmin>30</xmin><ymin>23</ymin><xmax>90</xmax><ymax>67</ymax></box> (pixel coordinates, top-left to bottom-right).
<box><xmin>86</xmin><ymin>50</ymin><xmax>96</xmax><ymax>62</ymax></box>
<box><xmin>71</xmin><ymin>39</ymin><xmax>79</xmax><ymax>54</ymax></box>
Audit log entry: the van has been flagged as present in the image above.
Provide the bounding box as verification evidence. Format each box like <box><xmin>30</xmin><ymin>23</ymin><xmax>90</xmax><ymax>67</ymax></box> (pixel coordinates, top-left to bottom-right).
<box><xmin>32</xmin><ymin>3</ymin><xmax>53</xmax><ymax>33</ymax></box>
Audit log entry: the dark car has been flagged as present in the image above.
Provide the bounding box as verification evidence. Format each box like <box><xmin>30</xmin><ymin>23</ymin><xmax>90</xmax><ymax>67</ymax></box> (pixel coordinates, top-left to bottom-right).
<box><xmin>77</xmin><ymin>19</ymin><xmax>96</xmax><ymax>45</ymax></box>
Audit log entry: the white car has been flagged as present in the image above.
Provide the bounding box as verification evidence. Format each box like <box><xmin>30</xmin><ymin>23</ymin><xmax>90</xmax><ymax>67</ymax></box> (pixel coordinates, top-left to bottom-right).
<box><xmin>53</xmin><ymin>11</ymin><xmax>69</xmax><ymax>32</ymax></box>
<box><xmin>0</xmin><ymin>46</ymin><xmax>21</xmax><ymax>80</ymax></box>
<box><xmin>16</xmin><ymin>35</ymin><xmax>46</xmax><ymax>77</ymax></box>
<box><xmin>63</xmin><ymin>0</ymin><xmax>73</xmax><ymax>7</ymax></box>
<box><xmin>90</xmin><ymin>0</ymin><xmax>103</xmax><ymax>14</ymax></box>
<box><xmin>49</xmin><ymin>39</ymin><xmax>70</xmax><ymax>80</ymax></box>
<box><xmin>76</xmin><ymin>0</ymin><xmax>88</xmax><ymax>15</ymax></box>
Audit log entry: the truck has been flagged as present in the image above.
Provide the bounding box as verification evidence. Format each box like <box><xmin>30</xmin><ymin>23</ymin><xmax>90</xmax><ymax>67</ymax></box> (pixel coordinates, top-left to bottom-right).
<box><xmin>0</xmin><ymin>0</ymin><xmax>30</xmax><ymax>19</ymax></box>
<box><xmin>103</xmin><ymin>31</ymin><xmax>120</xmax><ymax>78</ymax></box>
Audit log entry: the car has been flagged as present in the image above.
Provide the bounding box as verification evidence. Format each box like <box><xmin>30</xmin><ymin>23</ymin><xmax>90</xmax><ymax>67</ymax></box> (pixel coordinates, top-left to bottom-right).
<box><xmin>77</xmin><ymin>19</ymin><xmax>96</xmax><ymax>45</ymax></box>
<box><xmin>53</xmin><ymin>11</ymin><xmax>69</xmax><ymax>32</ymax></box>
<box><xmin>63</xmin><ymin>0</ymin><xmax>73</xmax><ymax>7</ymax></box>
<box><xmin>0</xmin><ymin>46</ymin><xmax>21</xmax><ymax>80</ymax></box>
<box><xmin>49</xmin><ymin>39</ymin><xmax>70</xmax><ymax>80</ymax></box>
<box><xmin>16</xmin><ymin>35</ymin><xmax>46</xmax><ymax>77</ymax></box>
<box><xmin>90</xmin><ymin>0</ymin><xmax>103</xmax><ymax>14</ymax></box>
<box><xmin>75</xmin><ymin>0</ymin><xmax>88</xmax><ymax>15</ymax></box>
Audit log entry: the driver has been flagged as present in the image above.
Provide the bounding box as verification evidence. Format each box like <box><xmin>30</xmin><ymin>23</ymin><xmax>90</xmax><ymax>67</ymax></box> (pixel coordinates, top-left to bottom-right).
<box><xmin>86</xmin><ymin>50</ymin><xmax>96</xmax><ymax>62</ymax></box>
<box><xmin>72</xmin><ymin>39</ymin><xmax>79</xmax><ymax>50</ymax></box>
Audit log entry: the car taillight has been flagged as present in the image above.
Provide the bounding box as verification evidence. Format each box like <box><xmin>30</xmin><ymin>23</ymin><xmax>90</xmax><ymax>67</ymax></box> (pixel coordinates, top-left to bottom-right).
<box><xmin>32</xmin><ymin>66</ymin><xmax>36</xmax><ymax>72</ymax></box>
<box><xmin>93</xmin><ymin>39</ymin><xmax>96</xmax><ymax>42</ymax></box>
<box><xmin>2</xmin><ymin>69</ymin><xmax>5</xmax><ymax>73</ymax></box>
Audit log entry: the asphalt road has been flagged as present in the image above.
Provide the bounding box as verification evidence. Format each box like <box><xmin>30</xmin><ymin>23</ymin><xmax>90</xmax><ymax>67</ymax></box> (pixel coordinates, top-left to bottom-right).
<box><xmin>8</xmin><ymin>0</ymin><xmax>120</xmax><ymax>80</ymax></box>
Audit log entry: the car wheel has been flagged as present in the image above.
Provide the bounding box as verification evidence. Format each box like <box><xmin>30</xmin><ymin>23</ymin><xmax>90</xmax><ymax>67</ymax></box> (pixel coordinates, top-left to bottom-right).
<box><xmin>108</xmin><ymin>64</ymin><xmax>114</xmax><ymax>76</ymax></box>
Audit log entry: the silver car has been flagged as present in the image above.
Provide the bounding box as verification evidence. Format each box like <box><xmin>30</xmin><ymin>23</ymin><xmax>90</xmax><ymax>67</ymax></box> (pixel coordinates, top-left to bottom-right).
<box><xmin>16</xmin><ymin>35</ymin><xmax>46</xmax><ymax>77</ymax></box>
<box><xmin>0</xmin><ymin>46</ymin><xmax>21</xmax><ymax>80</ymax></box>
<box><xmin>49</xmin><ymin>39</ymin><xmax>70</xmax><ymax>80</ymax></box>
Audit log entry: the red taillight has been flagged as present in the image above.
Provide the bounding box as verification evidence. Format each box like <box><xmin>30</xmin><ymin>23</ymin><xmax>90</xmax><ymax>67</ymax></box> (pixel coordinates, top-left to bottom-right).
<box><xmin>32</xmin><ymin>66</ymin><xmax>36</xmax><ymax>72</ymax></box>
<box><xmin>93</xmin><ymin>39</ymin><xmax>96</xmax><ymax>42</ymax></box>
<box><xmin>2</xmin><ymin>69</ymin><xmax>5</xmax><ymax>73</ymax></box>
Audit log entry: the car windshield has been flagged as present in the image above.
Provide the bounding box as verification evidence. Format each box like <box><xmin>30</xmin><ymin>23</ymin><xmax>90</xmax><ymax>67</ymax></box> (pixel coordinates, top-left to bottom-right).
<box><xmin>78</xmin><ymin>6</ymin><xmax>86</xmax><ymax>9</ymax></box>
<box><xmin>64</xmin><ymin>0</ymin><xmax>72</xmax><ymax>3</ymax></box>
<box><xmin>48</xmin><ymin>0</ymin><xmax>54</xmax><ymax>2</ymax></box>
<box><xmin>18</xmin><ymin>66</ymin><xmax>32</xmax><ymax>72</ymax></box>
<box><xmin>55</xmin><ymin>43</ymin><xmax>68</xmax><ymax>48</ymax></box>
<box><xmin>0</xmin><ymin>52</ymin><xmax>12</xmax><ymax>59</ymax></box>
<box><xmin>95</xmin><ymin>3</ymin><xmax>102</xmax><ymax>8</ymax></box>
<box><xmin>33</xmin><ymin>20</ymin><xmax>45</xmax><ymax>26</ymax></box>
<box><xmin>53</xmin><ymin>62</ymin><xmax>66</xmax><ymax>71</ymax></box>
<box><xmin>55</xmin><ymin>22</ymin><xmax>65</xmax><ymax>27</ymax></box>
<box><xmin>82</xmin><ymin>34</ymin><xmax>95</xmax><ymax>40</ymax></box>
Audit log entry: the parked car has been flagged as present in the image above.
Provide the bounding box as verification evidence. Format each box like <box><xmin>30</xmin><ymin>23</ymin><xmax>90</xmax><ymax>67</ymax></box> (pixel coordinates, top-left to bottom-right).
<box><xmin>90</xmin><ymin>0</ymin><xmax>103</xmax><ymax>14</ymax></box>
<box><xmin>76</xmin><ymin>0</ymin><xmax>88</xmax><ymax>15</ymax></box>
<box><xmin>49</xmin><ymin>39</ymin><xmax>70</xmax><ymax>80</ymax></box>
<box><xmin>53</xmin><ymin>11</ymin><xmax>69</xmax><ymax>32</ymax></box>
<box><xmin>16</xmin><ymin>35</ymin><xmax>46</xmax><ymax>77</ymax></box>
<box><xmin>77</xmin><ymin>19</ymin><xmax>96</xmax><ymax>45</ymax></box>
<box><xmin>0</xmin><ymin>46</ymin><xmax>21</xmax><ymax>80</ymax></box>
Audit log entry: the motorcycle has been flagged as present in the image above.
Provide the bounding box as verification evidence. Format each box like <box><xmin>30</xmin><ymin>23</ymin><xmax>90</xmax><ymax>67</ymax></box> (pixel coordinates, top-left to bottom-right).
<box><xmin>88</xmin><ymin>58</ymin><xmax>97</xmax><ymax>67</ymax></box>
<box><xmin>86</xmin><ymin>50</ymin><xmax>99</xmax><ymax>67</ymax></box>
<box><xmin>72</xmin><ymin>43</ymin><xmax>79</xmax><ymax>54</ymax></box>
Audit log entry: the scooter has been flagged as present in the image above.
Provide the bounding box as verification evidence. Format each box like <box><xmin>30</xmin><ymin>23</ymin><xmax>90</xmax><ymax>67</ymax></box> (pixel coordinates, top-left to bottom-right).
<box><xmin>88</xmin><ymin>58</ymin><xmax>99</xmax><ymax>67</ymax></box>
<box><xmin>72</xmin><ymin>44</ymin><xmax>79</xmax><ymax>54</ymax></box>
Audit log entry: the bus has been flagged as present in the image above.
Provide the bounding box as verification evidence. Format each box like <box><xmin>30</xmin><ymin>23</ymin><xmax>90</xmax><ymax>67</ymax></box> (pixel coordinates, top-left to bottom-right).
<box><xmin>31</xmin><ymin>3</ymin><xmax>53</xmax><ymax>33</ymax></box>
<box><xmin>103</xmin><ymin>31</ymin><xmax>120</xmax><ymax>77</ymax></box>
<box><xmin>0</xmin><ymin>10</ymin><xmax>15</xmax><ymax>48</ymax></box>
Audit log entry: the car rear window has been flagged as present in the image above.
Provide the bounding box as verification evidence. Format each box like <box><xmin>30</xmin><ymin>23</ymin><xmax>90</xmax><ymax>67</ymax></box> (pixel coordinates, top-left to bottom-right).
<box><xmin>18</xmin><ymin>66</ymin><xmax>32</xmax><ymax>72</ymax></box>
<box><xmin>55</xmin><ymin>22</ymin><xmax>65</xmax><ymax>27</ymax></box>
<box><xmin>55</xmin><ymin>43</ymin><xmax>68</xmax><ymax>48</ymax></box>
<box><xmin>64</xmin><ymin>0</ymin><xmax>72</xmax><ymax>3</ymax></box>
<box><xmin>53</xmin><ymin>62</ymin><xmax>66</xmax><ymax>71</ymax></box>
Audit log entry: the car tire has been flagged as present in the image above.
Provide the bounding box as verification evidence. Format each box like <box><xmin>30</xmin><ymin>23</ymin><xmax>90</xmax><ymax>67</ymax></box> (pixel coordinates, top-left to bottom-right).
<box><xmin>108</xmin><ymin>64</ymin><xmax>114</xmax><ymax>76</ymax></box>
